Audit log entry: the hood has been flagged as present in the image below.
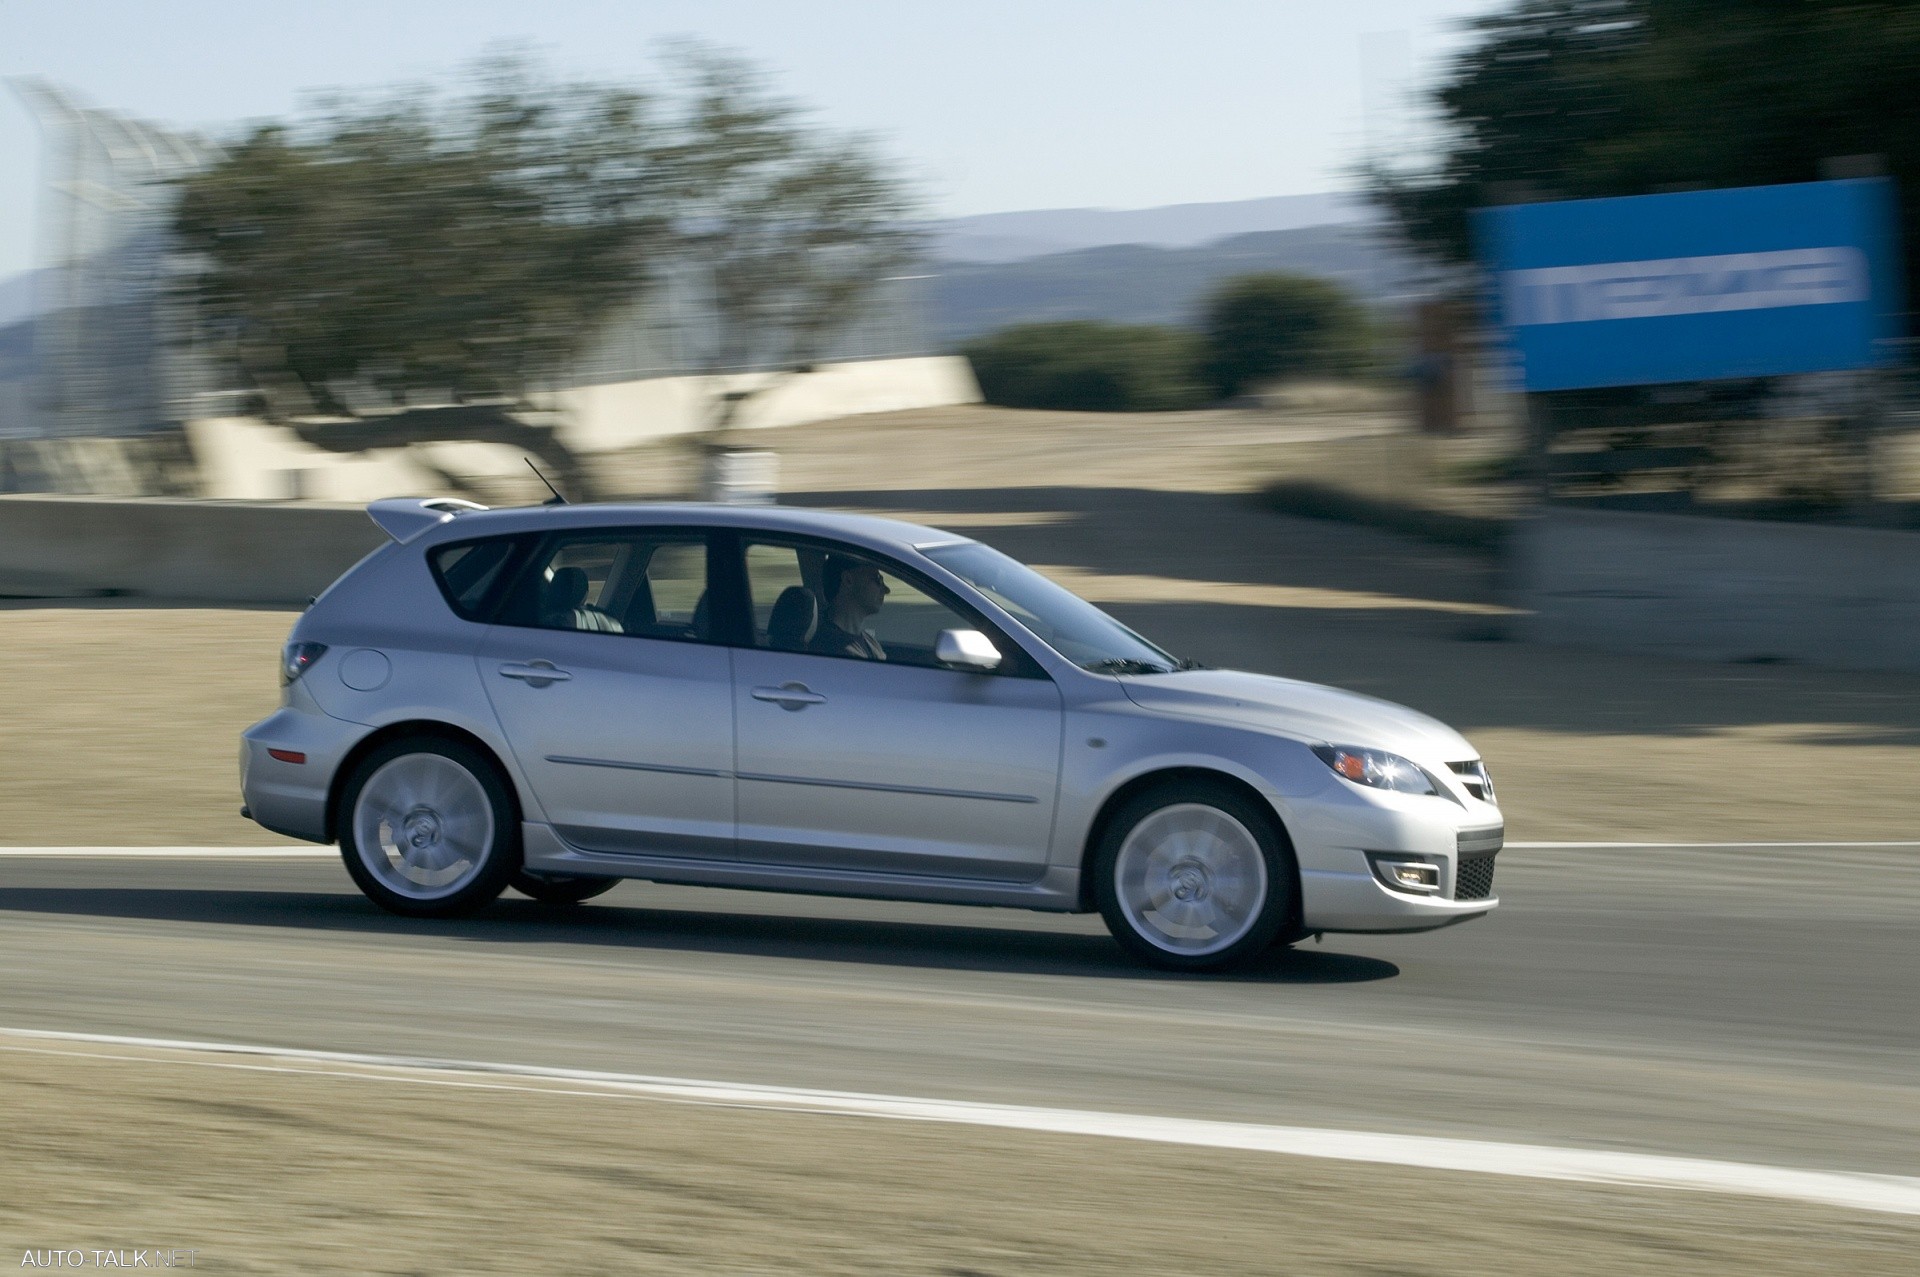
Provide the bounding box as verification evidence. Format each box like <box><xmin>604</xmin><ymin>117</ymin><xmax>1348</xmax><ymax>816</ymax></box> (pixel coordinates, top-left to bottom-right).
<box><xmin>1116</xmin><ymin>669</ymin><xmax>1476</xmax><ymax>763</ymax></box>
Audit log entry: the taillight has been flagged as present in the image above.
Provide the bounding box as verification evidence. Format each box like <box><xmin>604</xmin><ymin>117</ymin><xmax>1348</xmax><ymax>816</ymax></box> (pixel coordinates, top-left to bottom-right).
<box><xmin>282</xmin><ymin>642</ymin><xmax>328</xmax><ymax>684</ymax></box>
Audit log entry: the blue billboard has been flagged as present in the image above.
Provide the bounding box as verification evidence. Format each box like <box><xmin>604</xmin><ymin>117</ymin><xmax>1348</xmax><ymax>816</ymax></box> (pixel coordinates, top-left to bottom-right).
<box><xmin>1477</xmin><ymin>179</ymin><xmax>1902</xmax><ymax>392</ymax></box>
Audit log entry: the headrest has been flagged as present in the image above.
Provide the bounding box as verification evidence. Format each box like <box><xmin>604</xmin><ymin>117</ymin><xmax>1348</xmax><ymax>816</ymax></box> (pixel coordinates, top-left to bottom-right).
<box><xmin>544</xmin><ymin>565</ymin><xmax>590</xmax><ymax>613</ymax></box>
<box><xmin>766</xmin><ymin>585</ymin><xmax>819</xmax><ymax>650</ymax></box>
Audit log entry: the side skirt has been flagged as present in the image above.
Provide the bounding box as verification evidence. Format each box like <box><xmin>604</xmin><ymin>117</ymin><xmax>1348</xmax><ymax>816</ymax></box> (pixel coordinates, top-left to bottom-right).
<box><xmin>519</xmin><ymin>822</ymin><xmax>1088</xmax><ymax>913</ymax></box>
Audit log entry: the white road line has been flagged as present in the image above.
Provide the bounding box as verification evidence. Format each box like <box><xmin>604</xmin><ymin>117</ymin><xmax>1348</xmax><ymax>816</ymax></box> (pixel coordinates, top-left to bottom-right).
<box><xmin>0</xmin><ymin>846</ymin><xmax>332</xmax><ymax>857</ymax></box>
<box><xmin>1508</xmin><ymin>841</ymin><xmax>1920</xmax><ymax>849</ymax></box>
<box><xmin>5</xmin><ymin>1026</ymin><xmax>1917</xmax><ymax>1218</ymax></box>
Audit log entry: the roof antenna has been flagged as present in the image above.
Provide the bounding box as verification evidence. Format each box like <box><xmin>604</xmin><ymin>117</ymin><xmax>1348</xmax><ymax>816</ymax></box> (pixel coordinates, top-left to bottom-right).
<box><xmin>526</xmin><ymin>458</ymin><xmax>568</xmax><ymax>505</ymax></box>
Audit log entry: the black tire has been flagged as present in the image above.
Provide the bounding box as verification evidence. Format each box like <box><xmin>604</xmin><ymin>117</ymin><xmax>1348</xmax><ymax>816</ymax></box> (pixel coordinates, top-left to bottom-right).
<box><xmin>1092</xmin><ymin>781</ymin><xmax>1295</xmax><ymax>972</ymax></box>
<box><xmin>510</xmin><ymin>870</ymin><xmax>620</xmax><ymax>905</ymax></box>
<box><xmin>337</xmin><ymin>735</ymin><xmax>521</xmax><ymax>918</ymax></box>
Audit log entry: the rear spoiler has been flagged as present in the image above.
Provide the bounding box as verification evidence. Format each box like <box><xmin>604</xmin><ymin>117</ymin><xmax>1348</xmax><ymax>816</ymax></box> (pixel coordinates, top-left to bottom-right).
<box><xmin>366</xmin><ymin>497</ymin><xmax>489</xmax><ymax>544</ymax></box>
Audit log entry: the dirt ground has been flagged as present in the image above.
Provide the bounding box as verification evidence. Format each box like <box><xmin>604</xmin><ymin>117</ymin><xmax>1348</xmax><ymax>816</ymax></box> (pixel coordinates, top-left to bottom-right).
<box><xmin>2</xmin><ymin>402</ymin><xmax>1916</xmax><ymax>845</ymax></box>
<box><xmin>2</xmin><ymin>1040</ymin><xmax>1913</xmax><ymax>1276</ymax></box>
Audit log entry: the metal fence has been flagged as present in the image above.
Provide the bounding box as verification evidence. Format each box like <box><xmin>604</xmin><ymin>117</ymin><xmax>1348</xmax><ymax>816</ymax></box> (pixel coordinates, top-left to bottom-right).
<box><xmin>9</xmin><ymin>79</ymin><xmax>216</xmax><ymax>440</ymax></box>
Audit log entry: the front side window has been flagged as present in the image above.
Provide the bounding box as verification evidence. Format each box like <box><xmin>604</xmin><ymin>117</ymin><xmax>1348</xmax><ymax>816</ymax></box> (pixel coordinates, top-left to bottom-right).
<box><xmin>501</xmin><ymin>532</ymin><xmax>712</xmax><ymax>641</ymax></box>
<box><xmin>743</xmin><ymin>539</ymin><xmax>1010</xmax><ymax>671</ymax></box>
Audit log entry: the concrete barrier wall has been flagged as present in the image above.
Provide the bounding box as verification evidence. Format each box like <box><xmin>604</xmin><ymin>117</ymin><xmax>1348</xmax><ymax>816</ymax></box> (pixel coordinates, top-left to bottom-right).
<box><xmin>1519</xmin><ymin>508</ymin><xmax>1920</xmax><ymax>673</ymax></box>
<box><xmin>185</xmin><ymin>419</ymin><xmax>532</xmax><ymax>503</ymax></box>
<box><xmin>0</xmin><ymin>495</ymin><xmax>384</xmax><ymax>604</ymax></box>
<box><xmin>12</xmin><ymin>493</ymin><xmax>1920</xmax><ymax>674</ymax></box>
<box><xmin>549</xmin><ymin>355</ymin><xmax>980</xmax><ymax>454</ymax></box>
<box><xmin>181</xmin><ymin>355</ymin><xmax>980</xmax><ymax>502</ymax></box>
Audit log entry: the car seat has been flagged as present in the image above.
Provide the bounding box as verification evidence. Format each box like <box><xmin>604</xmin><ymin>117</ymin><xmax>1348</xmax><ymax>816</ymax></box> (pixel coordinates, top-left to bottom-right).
<box><xmin>540</xmin><ymin>567</ymin><xmax>590</xmax><ymax>628</ymax></box>
<box><xmin>765</xmin><ymin>585</ymin><xmax>819</xmax><ymax>651</ymax></box>
<box><xmin>540</xmin><ymin>566</ymin><xmax>622</xmax><ymax>633</ymax></box>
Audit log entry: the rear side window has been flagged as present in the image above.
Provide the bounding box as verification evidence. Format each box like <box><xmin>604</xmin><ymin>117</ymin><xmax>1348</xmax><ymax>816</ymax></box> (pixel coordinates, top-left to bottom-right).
<box><xmin>497</xmin><ymin>531</ymin><xmax>715</xmax><ymax>643</ymax></box>
<box><xmin>429</xmin><ymin>536</ymin><xmax>529</xmax><ymax>622</ymax></box>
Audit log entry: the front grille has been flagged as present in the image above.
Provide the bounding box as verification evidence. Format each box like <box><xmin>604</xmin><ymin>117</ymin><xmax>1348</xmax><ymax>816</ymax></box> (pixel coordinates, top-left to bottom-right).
<box><xmin>1447</xmin><ymin>759</ymin><xmax>1496</xmax><ymax>803</ymax></box>
<box><xmin>1455</xmin><ymin>851</ymin><xmax>1498</xmax><ymax>900</ymax></box>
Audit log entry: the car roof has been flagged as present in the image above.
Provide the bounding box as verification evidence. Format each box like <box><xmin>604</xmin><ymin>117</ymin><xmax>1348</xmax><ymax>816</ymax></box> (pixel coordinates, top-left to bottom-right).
<box><xmin>400</xmin><ymin>500</ymin><xmax>976</xmax><ymax>557</ymax></box>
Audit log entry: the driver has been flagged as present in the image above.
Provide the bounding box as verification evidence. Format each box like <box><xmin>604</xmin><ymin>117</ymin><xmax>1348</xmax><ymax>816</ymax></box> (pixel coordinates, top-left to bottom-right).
<box><xmin>811</xmin><ymin>555</ymin><xmax>889</xmax><ymax>660</ymax></box>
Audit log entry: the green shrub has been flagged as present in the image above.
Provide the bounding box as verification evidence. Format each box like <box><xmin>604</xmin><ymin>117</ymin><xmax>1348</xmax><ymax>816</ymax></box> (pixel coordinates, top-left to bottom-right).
<box><xmin>1200</xmin><ymin>273</ymin><xmax>1373</xmax><ymax>397</ymax></box>
<box><xmin>963</xmin><ymin>321</ymin><xmax>1208</xmax><ymax>412</ymax></box>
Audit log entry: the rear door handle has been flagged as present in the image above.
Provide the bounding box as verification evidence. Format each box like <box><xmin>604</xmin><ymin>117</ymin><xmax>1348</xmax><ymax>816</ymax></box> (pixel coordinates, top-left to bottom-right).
<box><xmin>499</xmin><ymin>661</ymin><xmax>571</xmax><ymax>687</ymax></box>
<box><xmin>751</xmin><ymin>682</ymin><xmax>826</xmax><ymax>710</ymax></box>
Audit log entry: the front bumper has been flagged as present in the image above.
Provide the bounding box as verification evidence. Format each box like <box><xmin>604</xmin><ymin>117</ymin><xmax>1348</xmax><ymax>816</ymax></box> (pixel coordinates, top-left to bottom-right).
<box><xmin>1290</xmin><ymin>790</ymin><xmax>1502</xmax><ymax>934</ymax></box>
<box><xmin>239</xmin><ymin>707</ymin><xmax>369</xmax><ymax>844</ymax></box>
<box><xmin>1300</xmin><ymin>857</ymin><xmax>1498</xmax><ymax>933</ymax></box>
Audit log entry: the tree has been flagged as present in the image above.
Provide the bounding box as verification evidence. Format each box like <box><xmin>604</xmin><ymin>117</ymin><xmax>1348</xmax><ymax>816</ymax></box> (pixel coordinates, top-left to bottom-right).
<box><xmin>1200</xmin><ymin>273</ymin><xmax>1372</xmax><ymax>397</ymax></box>
<box><xmin>964</xmin><ymin>322</ymin><xmax>1206</xmax><ymax>412</ymax></box>
<box><xmin>1373</xmin><ymin>0</ymin><xmax>1920</xmax><ymax>313</ymax></box>
<box><xmin>172</xmin><ymin>51</ymin><xmax>919</xmax><ymax>484</ymax></box>
<box><xmin>657</xmin><ymin>48</ymin><xmax>922</xmax><ymax>429</ymax></box>
<box><xmin>174</xmin><ymin>61</ymin><xmax>666</xmax><ymax>487</ymax></box>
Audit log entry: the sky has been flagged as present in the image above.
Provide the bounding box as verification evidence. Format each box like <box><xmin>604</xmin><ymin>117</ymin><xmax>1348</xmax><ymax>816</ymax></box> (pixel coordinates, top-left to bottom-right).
<box><xmin>0</xmin><ymin>0</ymin><xmax>1509</xmax><ymax>280</ymax></box>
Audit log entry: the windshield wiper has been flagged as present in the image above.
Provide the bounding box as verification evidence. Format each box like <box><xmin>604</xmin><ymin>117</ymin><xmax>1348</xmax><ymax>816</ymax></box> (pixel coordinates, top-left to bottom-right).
<box><xmin>1082</xmin><ymin>658</ymin><xmax>1178</xmax><ymax>675</ymax></box>
<box><xmin>1174</xmin><ymin>657</ymin><xmax>1208</xmax><ymax>671</ymax></box>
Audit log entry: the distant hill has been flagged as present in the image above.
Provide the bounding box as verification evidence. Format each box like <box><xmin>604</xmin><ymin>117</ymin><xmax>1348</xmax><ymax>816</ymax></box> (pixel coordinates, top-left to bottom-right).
<box><xmin>0</xmin><ymin>320</ymin><xmax>30</xmax><ymax>373</ymax></box>
<box><xmin>927</xmin><ymin>223</ymin><xmax>1421</xmax><ymax>348</ymax></box>
<box><xmin>0</xmin><ymin>271</ymin><xmax>42</xmax><ymax>328</ymax></box>
<box><xmin>928</xmin><ymin>193</ymin><xmax>1372</xmax><ymax>264</ymax></box>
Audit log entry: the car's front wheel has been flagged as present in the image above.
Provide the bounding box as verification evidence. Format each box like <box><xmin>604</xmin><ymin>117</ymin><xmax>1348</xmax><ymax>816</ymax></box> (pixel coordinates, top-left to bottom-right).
<box><xmin>1093</xmin><ymin>782</ymin><xmax>1294</xmax><ymax>971</ymax></box>
<box><xmin>510</xmin><ymin>870</ymin><xmax>620</xmax><ymax>905</ymax></box>
<box><xmin>338</xmin><ymin>736</ymin><xmax>520</xmax><ymax>918</ymax></box>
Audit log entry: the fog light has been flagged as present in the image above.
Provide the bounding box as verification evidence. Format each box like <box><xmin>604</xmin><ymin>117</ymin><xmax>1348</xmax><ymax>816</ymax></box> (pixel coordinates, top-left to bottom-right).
<box><xmin>1389</xmin><ymin>862</ymin><xmax>1438</xmax><ymax>890</ymax></box>
<box><xmin>1368</xmin><ymin>854</ymin><xmax>1441</xmax><ymax>894</ymax></box>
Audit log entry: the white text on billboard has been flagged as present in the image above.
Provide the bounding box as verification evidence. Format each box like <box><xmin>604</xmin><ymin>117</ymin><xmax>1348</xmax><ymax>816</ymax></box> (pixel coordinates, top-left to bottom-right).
<box><xmin>1503</xmin><ymin>247</ymin><xmax>1870</xmax><ymax>326</ymax></box>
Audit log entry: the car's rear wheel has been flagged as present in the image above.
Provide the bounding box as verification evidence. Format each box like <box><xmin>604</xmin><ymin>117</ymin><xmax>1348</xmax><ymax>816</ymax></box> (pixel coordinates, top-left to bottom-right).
<box><xmin>338</xmin><ymin>736</ymin><xmax>520</xmax><ymax>918</ymax></box>
<box><xmin>510</xmin><ymin>870</ymin><xmax>620</xmax><ymax>905</ymax></box>
<box><xmin>1094</xmin><ymin>782</ymin><xmax>1294</xmax><ymax>971</ymax></box>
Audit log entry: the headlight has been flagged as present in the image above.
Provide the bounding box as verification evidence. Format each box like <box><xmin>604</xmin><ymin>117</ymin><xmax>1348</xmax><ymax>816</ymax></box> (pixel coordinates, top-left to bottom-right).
<box><xmin>1312</xmin><ymin>745</ymin><xmax>1439</xmax><ymax>796</ymax></box>
<box><xmin>282</xmin><ymin>641</ymin><xmax>328</xmax><ymax>684</ymax></box>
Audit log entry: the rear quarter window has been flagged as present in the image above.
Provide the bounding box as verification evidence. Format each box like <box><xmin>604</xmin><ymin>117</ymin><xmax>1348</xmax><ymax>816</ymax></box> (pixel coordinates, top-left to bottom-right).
<box><xmin>428</xmin><ymin>536</ymin><xmax>530</xmax><ymax>622</ymax></box>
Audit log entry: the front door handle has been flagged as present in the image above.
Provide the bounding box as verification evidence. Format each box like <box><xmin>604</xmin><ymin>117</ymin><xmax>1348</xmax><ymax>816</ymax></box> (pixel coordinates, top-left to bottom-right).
<box><xmin>751</xmin><ymin>682</ymin><xmax>826</xmax><ymax>711</ymax></box>
<box><xmin>499</xmin><ymin>660</ymin><xmax>572</xmax><ymax>688</ymax></box>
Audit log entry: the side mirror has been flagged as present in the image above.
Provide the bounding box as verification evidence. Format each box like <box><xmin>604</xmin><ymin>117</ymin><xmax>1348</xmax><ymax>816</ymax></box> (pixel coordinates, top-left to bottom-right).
<box><xmin>935</xmin><ymin>628</ymin><xmax>1003</xmax><ymax>672</ymax></box>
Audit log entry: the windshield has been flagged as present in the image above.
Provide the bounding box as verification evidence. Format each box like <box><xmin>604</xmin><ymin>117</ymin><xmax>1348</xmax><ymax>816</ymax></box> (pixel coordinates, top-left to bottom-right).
<box><xmin>922</xmin><ymin>542</ymin><xmax>1188</xmax><ymax>674</ymax></box>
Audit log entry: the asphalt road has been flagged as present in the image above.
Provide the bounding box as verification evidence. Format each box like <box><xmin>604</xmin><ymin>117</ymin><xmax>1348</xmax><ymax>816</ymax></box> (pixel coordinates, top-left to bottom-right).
<box><xmin>1</xmin><ymin>842</ymin><xmax>1915</xmax><ymax>1182</ymax></box>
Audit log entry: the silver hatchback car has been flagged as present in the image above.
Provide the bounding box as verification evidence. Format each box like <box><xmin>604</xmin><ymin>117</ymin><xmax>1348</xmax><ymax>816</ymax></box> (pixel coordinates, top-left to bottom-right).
<box><xmin>242</xmin><ymin>498</ymin><xmax>1501</xmax><ymax>970</ymax></box>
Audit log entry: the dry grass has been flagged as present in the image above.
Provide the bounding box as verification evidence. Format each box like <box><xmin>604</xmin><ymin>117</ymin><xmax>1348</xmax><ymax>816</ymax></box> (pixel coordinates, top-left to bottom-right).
<box><xmin>0</xmin><ymin>601</ymin><xmax>299</xmax><ymax>845</ymax></box>
<box><xmin>3</xmin><ymin>1041</ymin><xmax>1914</xmax><ymax>1276</ymax></box>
